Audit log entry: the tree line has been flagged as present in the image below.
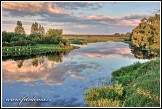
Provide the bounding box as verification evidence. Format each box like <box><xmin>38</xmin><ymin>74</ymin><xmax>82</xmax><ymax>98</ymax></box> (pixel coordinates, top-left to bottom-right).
<box><xmin>2</xmin><ymin>21</ymin><xmax>69</xmax><ymax>47</ymax></box>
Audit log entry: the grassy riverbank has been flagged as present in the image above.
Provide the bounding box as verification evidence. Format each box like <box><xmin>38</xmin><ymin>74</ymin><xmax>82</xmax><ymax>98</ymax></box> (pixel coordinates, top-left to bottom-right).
<box><xmin>2</xmin><ymin>44</ymin><xmax>79</xmax><ymax>57</ymax></box>
<box><xmin>64</xmin><ymin>35</ymin><xmax>125</xmax><ymax>44</ymax></box>
<box><xmin>84</xmin><ymin>59</ymin><xmax>160</xmax><ymax>107</ymax></box>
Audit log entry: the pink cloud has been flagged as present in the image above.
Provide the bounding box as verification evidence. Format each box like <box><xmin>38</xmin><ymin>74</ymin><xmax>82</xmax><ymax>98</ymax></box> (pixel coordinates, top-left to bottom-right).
<box><xmin>83</xmin><ymin>14</ymin><xmax>148</xmax><ymax>27</ymax></box>
<box><xmin>113</xmin><ymin>19</ymin><xmax>141</xmax><ymax>27</ymax></box>
<box><xmin>2</xmin><ymin>2</ymin><xmax>69</xmax><ymax>15</ymax></box>
<box><xmin>83</xmin><ymin>14</ymin><xmax>120</xmax><ymax>20</ymax></box>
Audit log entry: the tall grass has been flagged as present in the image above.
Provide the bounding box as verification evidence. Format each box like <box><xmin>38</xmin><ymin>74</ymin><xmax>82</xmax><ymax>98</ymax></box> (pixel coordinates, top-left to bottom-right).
<box><xmin>84</xmin><ymin>59</ymin><xmax>160</xmax><ymax>107</ymax></box>
<box><xmin>64</xmin><ymin>35</ymin><xmax>124</xmax><ymax>43</ymax></box>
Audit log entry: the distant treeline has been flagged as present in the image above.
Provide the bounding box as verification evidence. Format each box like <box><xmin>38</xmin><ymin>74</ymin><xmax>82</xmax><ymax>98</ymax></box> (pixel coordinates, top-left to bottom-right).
<box><xmin>2</xmin><ymin>21</ymin><xmax>70</xmax><ymax>47</ymax></box>
<box><xmin>64</xmin><ymin>32</ymin><xmax>131</xmax><ymax>38</ymax></box>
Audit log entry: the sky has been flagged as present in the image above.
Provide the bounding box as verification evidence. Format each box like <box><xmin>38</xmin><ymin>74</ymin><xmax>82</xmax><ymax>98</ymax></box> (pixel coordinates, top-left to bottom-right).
<box><xmin>2</xmin><ymin>1</ymin><xmax>160</xmax><ymax>35</ymax></box>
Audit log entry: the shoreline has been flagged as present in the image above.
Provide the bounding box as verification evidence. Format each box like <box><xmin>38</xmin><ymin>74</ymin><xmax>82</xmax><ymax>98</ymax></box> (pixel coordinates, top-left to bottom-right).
<box><xmin>2</xmin><ymin>44</ymin><xmax>79</xmax><ymax>57</ymax></box>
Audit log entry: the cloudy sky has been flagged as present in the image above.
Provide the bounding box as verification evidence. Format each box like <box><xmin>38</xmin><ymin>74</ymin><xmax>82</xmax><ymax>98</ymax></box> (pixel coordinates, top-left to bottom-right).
<box><xmin>2</xmin><ymin>1</ymin><xmax>160</xmax><ymax>35</ymax></box>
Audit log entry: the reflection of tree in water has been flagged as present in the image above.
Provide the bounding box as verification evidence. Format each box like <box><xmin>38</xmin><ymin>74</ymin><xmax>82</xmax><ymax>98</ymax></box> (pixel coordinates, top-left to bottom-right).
<box><xmin>3</xmin><ymin>51</ymin><xmax>70</xmax><ymax>61</ymax></box>
<box><xmin>39</xmin><ymin>57</ymin><xmax>44</xmax><ymax>65</ymax></box>
<box><xmin>131</xmin><ymin>47</ymin><xmax>157</xmax><ymax>59</ymax></box>
<box><xmin>16</xmin><ymin>60</ymin><xmax>24</xmax><ymax>68</ymax></box>
<box><xmin>32</xmin><ymin>58</ymin><xmax>39</xmax><ymax>67</ymax></box>
<box><xmin>31</xmin><ymin>57</ymin><xmax>45</xmax><ymax>67</ymax></box>
<box><xmin>47</xmin><ymin>52</ymin><xmax>65</xmax><ymax>62</ymax></box>
<box><xmin>13</xmin><ymin>51</ymin><xmax>69</xmax><ymax>68</ymax></box>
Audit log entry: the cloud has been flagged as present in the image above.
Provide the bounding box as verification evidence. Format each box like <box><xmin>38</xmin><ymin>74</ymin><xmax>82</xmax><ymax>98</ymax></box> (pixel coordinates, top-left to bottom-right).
<box><xmin>78</xmin><ymin>11</ymin><xmax>85</xmax><ymax>14</ymax></box>
<box><xmin>111</xmin><ymin>19</ymin><xmax>141</xmax><ymax>27</ymax></box>
<box><xmin>122</xmin><ymin>14</ymin><xmax>150</xmax><ymax>20</ymax></box>
<box><xmin>54</xmin><ymin>2</ymin><xmax>103</xmax><ymax>10</ymax></box>
<box><xmin>2</xmin><ymin>2</ymin><xmax>158</xmax><ymax>34</ymax></box>
<box><xmin>2</xmin><ymin>13</ymin><xmax>8</xmax><ymax>17</ymax></box>
<box><xmin>151</xmin><ymin>9</ymin><xmax>160</xmax><ymax>14</ymax></box>
<box><xmin>83</xmin><ymin>15</ymin><xmax>120</xmax><ymax>21</ymax></box>
<box><xmin>83</xmin><ymin>14</ymin><xmax>150</xmax><ymax>27</ymax></box>
<box><xmin>2</xmin><ymin>2</ymin><xmax>70</xmax><ymax>17</ymax></box>
<box><xmin>2</xmin><ymin>2</ymin><xmax>103</xmax><ymax>17</ymax></box>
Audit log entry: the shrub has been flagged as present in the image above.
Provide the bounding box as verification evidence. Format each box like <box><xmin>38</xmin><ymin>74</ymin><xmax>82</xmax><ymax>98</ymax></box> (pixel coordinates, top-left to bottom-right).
<box><xmin>11</xmin><ymin>40</ymin><xmax>37</xmax><ymax>46</ymax></box>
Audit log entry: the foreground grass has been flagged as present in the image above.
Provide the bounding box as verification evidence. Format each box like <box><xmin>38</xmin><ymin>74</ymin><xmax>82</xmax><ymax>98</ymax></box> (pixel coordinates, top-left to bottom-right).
<box><xmin>2</xmin><ymin>44</ymin><xmax>79</xmax><ymax>56</ymax></box>
<box><xmin>84</xmin><ymin>59</ymin><xmax>160</xmax><ymax>107</ymax></box>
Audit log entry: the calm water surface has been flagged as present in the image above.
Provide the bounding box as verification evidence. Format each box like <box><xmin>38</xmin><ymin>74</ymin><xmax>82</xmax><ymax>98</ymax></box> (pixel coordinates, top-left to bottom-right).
<box><xmin>2</xmin><ymin>42</ymin><xmax>148</xmax><ymax>107</ymax></box>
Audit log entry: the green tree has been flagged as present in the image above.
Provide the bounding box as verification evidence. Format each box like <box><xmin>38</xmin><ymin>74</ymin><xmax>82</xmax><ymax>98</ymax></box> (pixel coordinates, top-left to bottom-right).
<box><xmin>38</xmin><ymin>24</ymin><xmax>45</xmax><ymax>35</ymax></box>
<box><xmin>132</xmin><ymin>14</ymin><xmax>160</xmax><ymax>52</ymax></box>
<box><xmin>45</xmin><ymin>29</ymin><xmax>62</xmax><ymax>37</ymax></box>
<box><xmin>31</xmin><ymin>22</ymin><xmax>39</xmax><ymax>34</ymax></box>
<box><xmin>31</xmin><ymin>22</ymin><xmax>45</xmax><ymax>35</ymax></box>
<box><xmin>14</xmin><ymin>21</ymin><xmax>25</xmax><ymax>34</ymax></box>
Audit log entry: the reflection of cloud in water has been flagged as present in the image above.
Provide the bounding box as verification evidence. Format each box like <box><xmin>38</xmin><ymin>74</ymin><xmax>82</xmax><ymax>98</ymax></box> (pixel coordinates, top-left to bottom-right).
<box><xmin>2</xmin><ymin>58</ymin><xmax>100</xmax><ymax>85</ymax></box>
<box><xmin>68</xmin><ymin>72</ymin><xmax>88</xmax><ymax>80</ymax></box>
<box><xmin>75</xmin><ymin>42</ymin><xmax>135</xmax><ymax>59</ymax></box>
<box><xmin>51</xmin><ymin>97</ymin><xmax>85</xmax><ymax>107</ymax></box>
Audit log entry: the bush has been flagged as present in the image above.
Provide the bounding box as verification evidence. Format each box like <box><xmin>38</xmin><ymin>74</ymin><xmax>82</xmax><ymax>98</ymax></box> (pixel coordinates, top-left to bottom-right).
<box><xmin>10</xmin><ymin>40</ymin><xmax>37</xmax><ymax>46</ymax></box>
<box><xmin>59</xmin><ymin>42</ymin><xmax>64</xmax><ymax>47</ymax></box>
<box><xmin>2</xmin><ymin>42</ymin><xmax>11</xmax><ymax>47</ymax></box>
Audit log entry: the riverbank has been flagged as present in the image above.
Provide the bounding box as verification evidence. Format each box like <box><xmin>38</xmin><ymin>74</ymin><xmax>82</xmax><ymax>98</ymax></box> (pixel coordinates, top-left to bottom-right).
<box><xmin>2</xmin><ymin>44</ymin><xmax>79</xmax><ymax>57</ymax></box>
<box><xmin>64</xmin><ymin>35</ymin><xmax>125</xmax><ymax>44</ymax></box>
<box><xmin>84</xmin><ymin>58</ymin><xmax>160</xmax><ymax>107</ymax></box>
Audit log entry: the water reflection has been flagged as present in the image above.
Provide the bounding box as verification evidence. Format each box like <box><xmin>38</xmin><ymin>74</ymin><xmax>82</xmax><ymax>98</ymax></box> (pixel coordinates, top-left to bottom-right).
<box><xmin>2</xmin><ymin>57</ymin><xmax>100</xmax><ymax>85</ymax></box>
<box><xmin>2</xmin><ymin>51</ymin><xmax>70</xmax><ymax>62</ymax></box>
<box><xmin>130</xmin><ymin>47</ymin><xmax>158</xmax><ymax>59</ymax></box>
<box><xmin>16</xmin><ymin>60</ymin><xmax>24</xmax><ymax>68</ymax></box>
<box><xmin>2</xmin><ymin>42</ymin><xmax>149</xmax><ymax>107</ymax></box>
<box><xmin>71</xmin><ymin>42</ymin><xmax>135</xmax><ymax>59</ymax></box>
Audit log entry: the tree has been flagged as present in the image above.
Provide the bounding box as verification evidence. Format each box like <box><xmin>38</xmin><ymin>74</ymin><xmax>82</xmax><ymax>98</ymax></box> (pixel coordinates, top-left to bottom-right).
<box><xmin>132</xmin><ymin>14</ymin><xmax>160</xmax><ymax>52</ymax></box>
<box><xmin>31</xmin><ymin>22</ymin><xmax>45</xmax><ymax>35</ymax></box>
<box><xmin>46</xmin><ymin>29</ymin><xmax>62</xmax><ymax>37</ymax></box>
<box><xmin>113</xmin><ymin>33</ymin><xmax>120</xmax><ymax>37</ymax></box>
<box><xmin>31</xmin><ymin>22</ymin><xmax>39</xmax><ymax>34</ymax></box>
<box><xmin>38</xmin><ymin>24</ymin><xmax>45</xmax><ymax>35</ymax></box>
<box><xmin>14</xmin><ymin>21</ymin><xmax>25</xmax><ymax>34</ymax></box>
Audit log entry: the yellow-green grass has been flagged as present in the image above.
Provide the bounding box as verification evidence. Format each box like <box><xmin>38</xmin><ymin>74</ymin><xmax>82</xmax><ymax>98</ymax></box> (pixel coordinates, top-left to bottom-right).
<box><xmin>63</xmin><ymin>35</ymin><xmax>125</xmax><ymax>43</ymax></box>
<box><xmin>84</xmin><ymin>59</ymin><xmax>160</xmax><ymax>107</ymax></box>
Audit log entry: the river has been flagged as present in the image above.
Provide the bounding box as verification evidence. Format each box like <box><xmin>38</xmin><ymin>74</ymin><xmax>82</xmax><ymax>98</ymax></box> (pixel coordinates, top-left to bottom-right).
<box><xmin>2</xmin><ymin>41</ymin><xmax>148</xmax><ymax>107</ymax></box>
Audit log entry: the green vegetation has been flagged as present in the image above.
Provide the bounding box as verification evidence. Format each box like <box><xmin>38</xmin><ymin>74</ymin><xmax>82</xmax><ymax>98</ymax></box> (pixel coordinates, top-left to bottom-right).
<box><xmin>130</xmin><ymin>14</ymin><xmax>160</xmax><ymax>54</ymax></box>
<box><xmin>84</xmin><ymin>14</ymin><xmax>160</xmax><ymax>107</ymax></box>
<box><xmin>2</xmin><ymin>21</ymin><xmax>77</xmax><ymax>57</ymax></box>
<box><xmin>14</xmin><ymin>21</ymin><xmax>25</xmax><ymax>34</ymax></box>
<box><xmin>85</xmin><ymin>84</ymin><xmax>124</xmax><ymax>107</ymax></box>
<box><xmin>2</xmin><ymin>44</ymin><xmax>78</xmax><ymax>57</ymax></box>
<box><xmin>123</xmin><ymin>40</ymin><xmax>134</xmax><ymax>47</ymax></box>
<box><xmin>84</xmin><ymin>59</ymin><xmax>160</xmax><ymax>107</ymax></box>
<box><xmin>69</xmin><ymin>39</ymin><xmax>88</xmax><ymax>45</ymax></box>
<box><xmin>31</xmin><ymin>22</ymin><xmax>45</xmax><ymax>35</ymax></box>
<box><xmin>64</xmin><ymin>34</ymin><xmax>128</xmax><ymax>44</ymax></box>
